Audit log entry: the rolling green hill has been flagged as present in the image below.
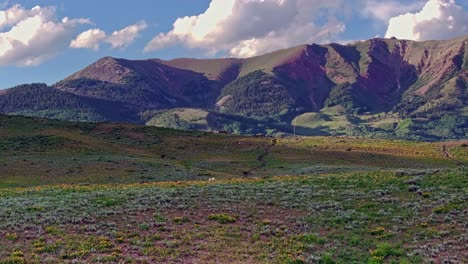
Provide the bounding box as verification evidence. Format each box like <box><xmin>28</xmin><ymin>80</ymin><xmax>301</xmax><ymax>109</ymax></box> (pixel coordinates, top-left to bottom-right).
<box><xmin>1</xmin><ymin>114</ymin><xmax>465</xmax><ymax>187</ymax></box>
<box><xmin>144</xmin><ymin>108</ymin><xmax>293</xmax><ymax>136</ymax></box>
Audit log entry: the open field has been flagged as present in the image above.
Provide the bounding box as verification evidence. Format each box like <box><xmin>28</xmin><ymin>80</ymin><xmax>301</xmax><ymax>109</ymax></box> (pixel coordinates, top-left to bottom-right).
<box><xmin>0</xmin><ymin>115</ymin><xmax>467</xmax><ymax>263</ymax></box>
<box><xmin>0</xmin><ymin>170</ymin><xmax>466</xmax><ymax>263</ymax></box>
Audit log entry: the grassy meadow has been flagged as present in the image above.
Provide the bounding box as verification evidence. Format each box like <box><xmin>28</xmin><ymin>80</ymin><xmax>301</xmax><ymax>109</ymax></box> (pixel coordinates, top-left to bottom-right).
<box><xmin>0</xmin><ymin>115</ymin><xmax>466</xmax><ymax>263</ymax></box>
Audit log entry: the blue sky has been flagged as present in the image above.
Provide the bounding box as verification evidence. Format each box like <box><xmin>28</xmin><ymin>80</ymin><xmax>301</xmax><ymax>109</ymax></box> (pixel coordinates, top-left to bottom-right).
<box><xmin>1</xmin><ymin>0</ymin><xmax>467</xmax><ymax>89</ymax></box>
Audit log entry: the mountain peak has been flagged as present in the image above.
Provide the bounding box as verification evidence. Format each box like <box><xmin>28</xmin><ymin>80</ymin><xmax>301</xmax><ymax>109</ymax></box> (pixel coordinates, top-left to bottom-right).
<box><xmin>60</xmin><ymin>56</ymin><xmax>132</xmax><ymax>85</ymax></box>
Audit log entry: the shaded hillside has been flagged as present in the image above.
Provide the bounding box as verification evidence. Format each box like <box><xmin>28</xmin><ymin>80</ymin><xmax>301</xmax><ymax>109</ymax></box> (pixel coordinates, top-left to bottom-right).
<box><xmin>0</xmin><ymin>36</ymin><xmax>466</xmax><ymax>140</ymax></box>
<box><xmin>0</xmin><ymin>83</ymin><xmax>139</xmax><ymax>122</ymax></box>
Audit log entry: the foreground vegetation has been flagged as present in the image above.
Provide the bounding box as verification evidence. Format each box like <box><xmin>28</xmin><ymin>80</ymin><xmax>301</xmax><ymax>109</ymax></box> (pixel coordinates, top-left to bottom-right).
<box><xmin>0</xmin><ymin>170</ymin><xmax>466</xmax><ymax>263</ymax></box>
<box><xmin>0</xmin><ymin>115</ymin><xmax>466</xmax><ymax>263</ymax></box>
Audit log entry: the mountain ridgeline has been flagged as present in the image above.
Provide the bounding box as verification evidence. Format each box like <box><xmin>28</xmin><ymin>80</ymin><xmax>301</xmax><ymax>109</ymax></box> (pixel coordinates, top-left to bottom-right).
<box><xmin>1</xmin><ymin>36</ymin><xmax>467</xmax><ymax>140</ymax></box>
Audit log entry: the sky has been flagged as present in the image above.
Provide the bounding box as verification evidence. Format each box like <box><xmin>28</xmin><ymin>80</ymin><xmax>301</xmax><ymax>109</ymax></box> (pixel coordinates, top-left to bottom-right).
<box><xmin>1</xmin><ymin>0</ymin><xmax>467</xmax><ymax>89</ymax></box>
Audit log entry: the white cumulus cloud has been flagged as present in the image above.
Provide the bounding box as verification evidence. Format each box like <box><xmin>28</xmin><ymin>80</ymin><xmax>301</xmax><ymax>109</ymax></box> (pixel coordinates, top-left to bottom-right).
<box><xmin>0</xmin><ymin>4</ymin><xmax>31</xmax><ymax>29</ymax></box>
<box><xmin>144</xmin><ymin>0</ymin><xmax>346</xmax><ymax>57</ymax></box>
<box><xmin>70</xmin><ymin>28</ymin><xmax>106</xmax><ymax>50</ymax></box>
<box><xmin>385</xmin><ymin>0</ymin><xmax>468</xmax><ymax>40</ymax></box>
<box><xmin>105</xmin><ymin>21</ymin><xmax>147</xmax><ymax>49</ymax></box>
<box><xmin>0</xmin><ymin>4</ymin><xmax>90</xmax><ymax>66</ymax></box>
<box><xmin>70</xmin><ymin>21</ymin><xmax>147</xmax><ymax>51</ymax></box>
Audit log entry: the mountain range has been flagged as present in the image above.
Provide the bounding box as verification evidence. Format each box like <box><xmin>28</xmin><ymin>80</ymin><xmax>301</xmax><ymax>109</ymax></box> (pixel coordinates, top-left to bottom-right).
<box><xmin>1</xmin><ymin>36</ymin><xmax>467</xmax><ymax>140</ymax></box>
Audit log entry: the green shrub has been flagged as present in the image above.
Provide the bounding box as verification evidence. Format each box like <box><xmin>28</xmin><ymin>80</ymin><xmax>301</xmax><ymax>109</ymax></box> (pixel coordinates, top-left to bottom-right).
<box><xmin>207</xmin><ymin>213</ymin><xmax>237</xmax><ymax>224</ymax></box>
